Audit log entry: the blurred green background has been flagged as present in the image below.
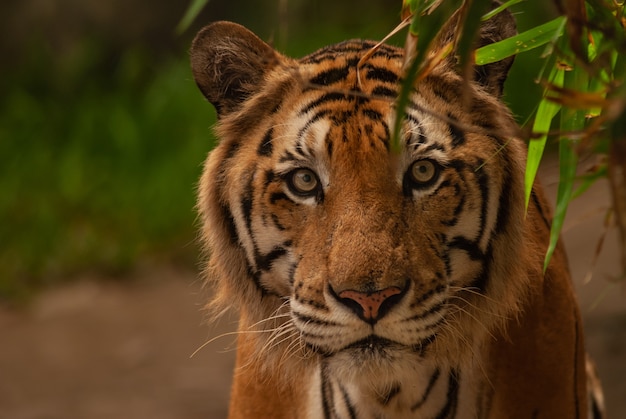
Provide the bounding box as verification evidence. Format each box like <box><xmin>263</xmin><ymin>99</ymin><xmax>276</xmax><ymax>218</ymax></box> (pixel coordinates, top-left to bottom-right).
<box><xmin>0</xmin><ymin>0</ymin><xmax>556</xmax><ymax>301</ymax></box>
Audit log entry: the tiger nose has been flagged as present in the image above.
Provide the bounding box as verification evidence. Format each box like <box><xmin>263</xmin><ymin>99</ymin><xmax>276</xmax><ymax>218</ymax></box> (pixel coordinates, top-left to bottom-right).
<box><xmin>333</xmin><ymin>286</ymin><xmax>404</xmax><ymax>324</ymax></box>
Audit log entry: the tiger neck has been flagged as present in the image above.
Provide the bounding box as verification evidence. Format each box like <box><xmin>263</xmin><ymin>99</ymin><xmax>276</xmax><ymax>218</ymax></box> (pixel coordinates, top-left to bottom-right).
<box><xmin>305</xmin><ymin>356</ymin><xmax>485</xmax><ymax>419</ymax></box>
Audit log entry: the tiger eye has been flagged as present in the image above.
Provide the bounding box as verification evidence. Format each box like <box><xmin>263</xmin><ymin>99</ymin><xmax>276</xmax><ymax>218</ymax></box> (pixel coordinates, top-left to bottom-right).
<box><xmin>289</xmin><ymin>168</ymin><xmax>319</xmax><ymax>195</ymax></box>
<box><xmin>410</xmin><ymin>160</ymin><xmax>438</xmax><ymax>184</ymax></box>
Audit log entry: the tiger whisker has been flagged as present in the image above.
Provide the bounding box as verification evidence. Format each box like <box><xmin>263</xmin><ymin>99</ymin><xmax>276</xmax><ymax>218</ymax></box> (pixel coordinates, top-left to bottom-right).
<box><xmin>191</xmin><ymin>303</ymin><xmax>292</xmax><ymax>359</ymax></box>
<box><xmin>439</xmin><ymin>318</ymin><xmax>494</xmax><ymax>391</ymax></box>
<box><xmin>448</xmin><ymin>285</ymin><xmax>512</xmax><ymax>309</ymax></box>
<box><xmin>191</xmin><ymin>327</ymin><xmax>288</xmax><ymax>358</ymax></box>
<box><xmin>260</xmin><ymin>323</ymin><xmax>298</xmax><ymax>354</ymax></box>
<box><xmin>444</xmin><ymin>302</ymin><xmax>497</xmax><ymax>341</ymax></box>
<box><xmin>446</xmin><ymin>294</ymin><xmax>511</xmax><ymax>322</ymax></box>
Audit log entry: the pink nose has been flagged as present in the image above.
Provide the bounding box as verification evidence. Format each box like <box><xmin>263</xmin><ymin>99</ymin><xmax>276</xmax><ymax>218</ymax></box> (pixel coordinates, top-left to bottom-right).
<box><xmin>337</xmin><ymin>286</ymin><xmax>403</xmax><ymax>323</ymax></box>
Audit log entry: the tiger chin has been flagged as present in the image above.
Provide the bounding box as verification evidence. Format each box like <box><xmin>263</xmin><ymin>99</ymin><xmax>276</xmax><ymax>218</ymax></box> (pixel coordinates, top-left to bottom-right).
<box><xmin>190</xmin><ymin>3</ymin><xmax>605</xmax><ymax>419</ymax></box>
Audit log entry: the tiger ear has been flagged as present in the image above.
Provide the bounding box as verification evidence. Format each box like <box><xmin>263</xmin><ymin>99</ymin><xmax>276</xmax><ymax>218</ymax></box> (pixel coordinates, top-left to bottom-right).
<box><xmin>438</xmin><ymin>3</ymin><xmax>517</xmax><ymax>97</ymax></box>
<box><xmin>190</xmin><ymin>21</ymin><xmax>282</xmax><ymax>116</ymax></box>
<box><xmin>472</xmin><ymin>6</ymin><xmax>517</xmax><ymax>97</ymax></box>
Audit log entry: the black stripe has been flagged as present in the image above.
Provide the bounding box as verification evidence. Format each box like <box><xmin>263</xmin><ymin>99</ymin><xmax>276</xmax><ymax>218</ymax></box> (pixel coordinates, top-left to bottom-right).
<box><xmin>411</xmin><ymin>368</ymin><xmax>441</xmax><ymax>411</ymax></box>
<box><xmin>434</xmin><ymin>370</ymin><xmax>460</xmax><ymax>419</ymax></box>
<box><xmin>247</xmin><ymin>266</ymin><xmax>265</xmax><ymax>295</ymax></box>
<box><xmin>287</xmin><ymin>262</ymin><xmax>297</xmax><ymax>284</ymax></box>
<box><xmin>339</xmin><ymin>384</ymin><xmax>357</xmax><ymax>419</ymax></box>
<box><xmin>379</xmin><ymin>383</ymin><xmax>401</xmax><ymax>406</ymax></box>
<box><xmin>255</xmin><ymin>241</ymin><xmax>291</xmax><ymax>272</ymax></box>
<box><xmin>413</xmin><ymin>334</ymin><xmax>437</xmax><ymax>356</ymax></box>
<box><xmin>414</xmin><ymin>120</ymin><xmax>426</xmax><ymax>151</ymax></box>
<box><xmin>425</xmin><ymin>143</ymin><xmax>446</xmax><ymax>153</ymax></box>
<box><xmin>404</xmin><ymin>299</ymin><xmax>447</xmax><ymax>322</ymax></box>
<box><xmin>476</xmin><ymin>162</ymin><xmax>489</xmax><ymax>241</ymax></box>
<box><xmin>271</xmin><ymin>213</ymin><xmax>286</xmax><ymax>231</ymax></box>
<box><xmin>257</xmin><ymin>128</ymin><xmax>274</xmax><ymax>156</ymax></box>
<box><xmin>297</xmin><ymin>109</ymin><xmax>333</xmax><ymax>140</ymax></box>
<box><xmin>321</xmin><ymin>362</ymin><xmax>334</xmax><ymax>419</ymax></box>
<box><xmin>300</xmin><ymin>92</ymin><xmax>348</xmax><ymax>115</ymax></box>
<box><xmin>240</xmin><ymin>178</ymin><xmax>254</xmax><ymax>240</ymax></box>
<box><xmin>415</xmin><ymin>316</ymin><xmax>447</xmax><ymax>336</ymax></box>
<box><xmin>531</xmin><ymin>188</ymin><xmax>551</xmax><ymax>231</ymax></box>
<box><xmin>239</xmin><ymin>174</ymin><xmax>275</xmax><ymax>296</ymax></box>
<box><xmin>279</xmin><ymin>151</ymin><xmax>297</xmax><ymax>164</ymax></box>
<box><xmin>494</xmin><ymin>156</ymin><xmax>514</xmax><ymax>235</ymax></box>
<box><xmin>326</xmin><ymin>133</ymin><xmax>334</xmax><ymax>158</ymax></box>
<box><xmin>219</xmin><ymin>203</ymin><xmax>239</xmax><ymax>246</ymax></box>
<box><xmin>448</xmin><ymin>236</ymin><xmax>484</xmax><ymax>260</ymax></box>
<box><xmin>410</xmin><ymin>284</ymin><xmax>447</xmax><ymax>308</ymax></box>
<box><xmin>270</xmin><ymin>192</ymin><xmax>291</xmax><ymax>204</ymax></box>
<box><xmin>449</xmin><ymin>182</ymin><xmax>465</xmax><ymax>223</ymax></box>
<box><xmin>292</xmin><ymin>311</ymin><xmax>339</xmax><ymax>326</ymax></box>
<box><xmin>372</xmin><ymin>85</ymin><xmax>397</xmax><ymax>99</ymax></box>
<box><xmin>310</xmin><ymin>65</ymin><xmax>350</xmax><ymax>86</ymax></box>
<box><xmin>448</xmin><ymin>115</ymin><xmax>466</xmax><ymax>148</ymax></box>
<box><xmin>330</xmin><ymin>110</ymin><xmax>355</xmax><ymax>125</ymax></box>
<box><xmin>364</xmin><ymin>64</ymin><xmax>400</xmax><ymax>84</ymax></box>
<box><xmin>470</xmin><ymin>245</ymin><xmax>492</xmax><ymax>293</ymax></box>
<box><xmin>294</xmin><ymin>138</ymin><xmax>308</xmax><ymax>158</ymax></box>
<box><xmin>443</xmin><ymin>250</ymin><xmax>452</xmax><ymax>278</ymax></box>
<box><xmin>362</xmin><ymin>108</ymin><xmax>383</xmax><ymax>122</ymax></box>
<box><xmin>404</xmin><ymin>112</ymin><xmax>421</xmax><ymax>129</ymax></box>
<box><xmin>295</xmin><ymin>294</ymin><xmax>328</xmax><ymax>311</ymax></box>
<box><xmin>223</xmin><ymin>139</ymin><xmax>242</xmax><ymax>160</ymax></box>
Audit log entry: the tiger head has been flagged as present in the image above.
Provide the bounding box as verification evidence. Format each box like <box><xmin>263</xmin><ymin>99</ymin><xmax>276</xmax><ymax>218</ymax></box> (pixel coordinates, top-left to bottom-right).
<box><xmin>191</xmin><ymin>9</ymin><xmax>538</xmax><ymax>383</ymax></box>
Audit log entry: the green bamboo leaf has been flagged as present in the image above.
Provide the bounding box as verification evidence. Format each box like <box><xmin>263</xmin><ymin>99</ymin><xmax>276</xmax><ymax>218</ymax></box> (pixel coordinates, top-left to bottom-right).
<box><xmin>392</xmin><ymin>1</ymin><xmax>461</xmax><ymax>153</ymax></box>
<box><xmin>544</xmin><ymin>65</ymin><xmax>588</xmax><ymax>272</ymax></box>
<box><xmin>481</xmin><ymin>0</ymin><xmax>524</xmax><ymax>21</ymax></box>
<box><xmin>475</xmin><ymin>16</ymin><xmax>566</xmax><ymax>65</ymax></box>
<box><xmin>544</xmin><ymin>139</ymin><xmax>578</xmax><ymax>271</ymax></box>
<box><xmin>524</xmin><ymin>66</ymin><xmax>564</xmax><ymax>210</ymax></box>
<box><xmin>176</xmin><ymin>0</ymin><xmax>210</xmax><ymax>34</ymax></box>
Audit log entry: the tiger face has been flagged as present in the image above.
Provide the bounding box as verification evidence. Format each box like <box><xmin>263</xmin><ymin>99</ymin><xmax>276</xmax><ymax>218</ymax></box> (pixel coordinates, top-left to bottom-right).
<box><xmin>191</xmin><ymin>8</ymin><xmax>531</xmax><ymax>380</ymax></box>
<box><xmin>191</xmin><ymin>6</ymin><xmax>603</xmax><ymax>417</ymax></box>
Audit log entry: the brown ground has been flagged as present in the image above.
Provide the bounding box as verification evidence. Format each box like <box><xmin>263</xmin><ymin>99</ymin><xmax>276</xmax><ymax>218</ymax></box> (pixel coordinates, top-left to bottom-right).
<box><xmin>0</xmin><ymin>170</ymin><xmax>624</xmax><ymax>419</ymax></box>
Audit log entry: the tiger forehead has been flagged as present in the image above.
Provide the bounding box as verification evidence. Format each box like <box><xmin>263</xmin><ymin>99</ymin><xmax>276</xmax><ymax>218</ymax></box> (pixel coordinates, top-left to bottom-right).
<box><xmin>274</xmin><ymin>41</ymin><xmax>407</xmax><ymax>154</ymax></box>
<box><xmin>299</xmin><ymin>40</ymin><xmax>404</xmax><ymax>98</ymax></box>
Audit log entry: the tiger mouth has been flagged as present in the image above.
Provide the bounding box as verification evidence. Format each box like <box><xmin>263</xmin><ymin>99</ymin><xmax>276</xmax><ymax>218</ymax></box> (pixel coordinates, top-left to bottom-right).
<box><xmin>344</xmin><ymin>335</ymin><xmax>397</xmax><ymax>352</ymax></box>
<box><xmin>343</xmin><ymin>334</ymin><xmax>438</xmax><ymax>358</ymax></box>
<box><xmin>304</xmin><ymin>333</ymin><xmax>439</xmax><ymax>358</ymax></box>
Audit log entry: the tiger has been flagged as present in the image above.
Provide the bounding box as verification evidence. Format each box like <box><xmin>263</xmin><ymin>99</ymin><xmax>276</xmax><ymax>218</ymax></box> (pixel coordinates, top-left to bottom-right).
<box><xmin>190</xmin><ymin>4</ymin><xmax>605</xmax><ymax>419</ymax></box>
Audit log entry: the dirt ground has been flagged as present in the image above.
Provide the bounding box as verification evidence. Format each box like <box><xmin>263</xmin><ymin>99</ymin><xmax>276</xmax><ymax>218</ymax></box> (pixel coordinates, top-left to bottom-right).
<box><xmin>0</xmin><ymin>170</ymin><xmax>624</xmax><ymax>419</ymax></box>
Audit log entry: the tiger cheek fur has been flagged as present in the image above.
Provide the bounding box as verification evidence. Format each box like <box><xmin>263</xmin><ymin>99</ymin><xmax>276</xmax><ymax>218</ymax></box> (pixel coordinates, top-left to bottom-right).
<box><xmin>190</xmin><ymin>5</ymin><xmax>603</xmax><ymax>419</ymax></box>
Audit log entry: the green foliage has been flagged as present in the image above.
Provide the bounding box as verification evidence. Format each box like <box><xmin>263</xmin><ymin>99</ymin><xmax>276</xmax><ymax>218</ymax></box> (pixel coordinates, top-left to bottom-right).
<box><xmin>475</xmin><ymin>17</ymin><xmax>566</xmax><ymax>65</ymax></box>
<box><xmin>177</xmin><ymin>0</ymin><xmax>210</xmax><ymax>34</ymax></box>
<box><xmin>0</xmin><ymin>45</ymin><xmax>216</xmax><ymax>300</ymax></box>
<box><xmin>401</xmin><ymin>0</ymin><xmax>625</xmax><ymax>272</ymax></box>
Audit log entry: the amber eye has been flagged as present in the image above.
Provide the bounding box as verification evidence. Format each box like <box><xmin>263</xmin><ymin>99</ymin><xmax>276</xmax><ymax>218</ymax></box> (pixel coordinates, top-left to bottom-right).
<box><xmin>287</xmin><ymin>168</ymin><xmax>320</xmax><ymax>196</ymax></box>
<box><xmin>408</xmin><ymin>159</ymin><xmax>439</xmax><ymax>187</ymax></box>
